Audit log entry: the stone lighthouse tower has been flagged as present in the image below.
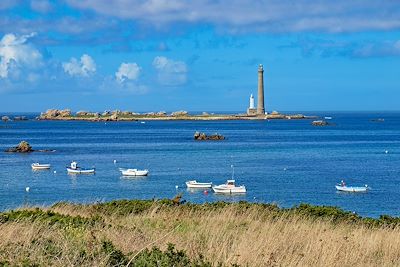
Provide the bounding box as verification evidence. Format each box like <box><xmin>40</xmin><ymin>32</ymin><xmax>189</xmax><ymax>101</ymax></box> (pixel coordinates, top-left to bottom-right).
<box><xmin>257</xmin><ymin>64</ymin><xmax>265</xmax><ymax>115</ymax></box>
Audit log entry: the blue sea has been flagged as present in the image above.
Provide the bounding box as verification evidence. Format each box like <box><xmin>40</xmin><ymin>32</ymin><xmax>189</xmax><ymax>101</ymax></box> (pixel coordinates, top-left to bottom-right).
<box><xmin>1</xmin><ymin>112</ymin><xmax>400</xmax><ymax>218</ymax></box>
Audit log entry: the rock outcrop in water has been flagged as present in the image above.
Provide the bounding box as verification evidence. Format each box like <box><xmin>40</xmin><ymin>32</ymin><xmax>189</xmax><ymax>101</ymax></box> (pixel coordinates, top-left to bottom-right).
<box><xmin>156</xmin><ymin>111</ymin><xmax>167</xmax><ymax>116</ymax></box>
<box><xmin>13</xmin><ymin>116</ymin><xmax>28</xmax><ymax>121</ymax></box>
<box><xmin>194</xmin><ymin>131</ymin><xmax>225</xmax><ymax>141</ymax></box>
<box><xmin>39</xmin><ymin>109</ymin><xmax>71</xmax><ymax>119</ymax></box>
<box><xmin>171</xmin><ymin>110</ymin><xmax>189</xmax><ymax>116</ymax></box>
<box><xmin>110</xmin><ymin>113</ymin><xmax>119</xmax><ymax>121</ymax></box>
<box><xmin>5</xmin><ymin>141</ymin><xmax>33</xmax><ymax>153</ymax></box>
<box><xmin>4</xmin><ymin>141</ymin><xmax>55</xmax><ymax>153</ymax></box>
<box><xmin>1</xmin><ymin>116</ymin><xmax>10</xmax><ymax>122</ymax></box>
<box><xmin>312</xmin><ymin>120</ymin><xmax>329</xmax><ymax>126</ymax></box>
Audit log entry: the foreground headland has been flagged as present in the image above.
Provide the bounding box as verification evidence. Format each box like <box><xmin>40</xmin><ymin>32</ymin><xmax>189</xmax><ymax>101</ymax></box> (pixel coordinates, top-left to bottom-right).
<box><xmin>1</xmin><ymin>199</ymin><xmax>400</xmax><ymax>266</ymax></box>
<box><xmin>37</xmin><ymin>109</ymin><xmax>317</xmax><ymax>121</ymax></box>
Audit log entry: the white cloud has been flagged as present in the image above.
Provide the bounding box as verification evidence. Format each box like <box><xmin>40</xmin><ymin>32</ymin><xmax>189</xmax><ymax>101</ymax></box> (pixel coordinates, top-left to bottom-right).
<box><xmin>66</xmin><ymin>0</ymin><xmax>400</xmax><ymax>33</ymax></box>
<box><xmin>152</xmin><ymin>56</ymin><xmax>187</xmax><ymax>86</ymax></box>
<box><xmin>115</xmin><ymin>62</ymin><xmax>141</xmax><ymax>83</ymax></box>
<box><xmin>62</xmin><ymin>54</ymin><xmax>96</xmax><ymax>77</ymax></box>
<box><xmin>0</xmin><ymin>32</ymin><xmax>42</xmax><ymax>79</ymax></box>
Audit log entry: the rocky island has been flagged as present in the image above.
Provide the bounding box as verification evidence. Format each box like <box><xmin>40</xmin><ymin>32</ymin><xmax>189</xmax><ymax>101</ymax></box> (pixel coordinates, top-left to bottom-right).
<box><xmin>194</xmin><ymin>131</ymin><xmax>225</xmax><ymax>140</ymax></box>
<box><xmin>5</xmin><ymin>141</ymin><xmax>33</xmax><ymax>153</ymax></box>
<box><xmin>5</xmin><ymin>141</ymin><xmax>54</xmax><ymax>153</ymax></box>
<box><xmin>37</xmin><ymin>109</ymin><xmax>316</xmax><ymax>122</ymax></box>
<box><xmin>311</xmin><ymin>120</ymin><xmax>330</xmax><ymax>126</ymax></box>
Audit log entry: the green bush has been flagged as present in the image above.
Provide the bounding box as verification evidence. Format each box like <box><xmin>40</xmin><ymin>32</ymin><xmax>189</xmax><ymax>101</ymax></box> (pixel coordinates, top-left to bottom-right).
<box><xmin>133</xmin><ymin>244</ymin><xmax>212</xmax><ymax>267</ymax></box>
<box><xmin>101</xmin><ymin>240</ymin><xmax>128</xmax><ymax>266</ymax></box>
<box><xmin>289</xmin><ymin>203</ymin><xmax>361</xmax><ymax>223</ymax></box>
<box><xmin>0</xmin><ymin>208</ymin><xmax>99</xmax><ymax>228</ymax></box>
<box><xmin>92</xmin><ymin>199</ymin><xmax>174</xmax><ymax>216</ymax></box>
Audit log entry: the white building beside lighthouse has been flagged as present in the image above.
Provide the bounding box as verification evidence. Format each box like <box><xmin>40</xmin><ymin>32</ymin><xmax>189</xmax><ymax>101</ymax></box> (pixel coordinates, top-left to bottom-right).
<box><xmin>247</xmin><ymin>93</ymin><xmax>257</xmax><ymax>115</ymax></box>
<box><xmin>249</xmin><ymin>94</ymin><xmax>255</xmax><ymax>109</ymax></box>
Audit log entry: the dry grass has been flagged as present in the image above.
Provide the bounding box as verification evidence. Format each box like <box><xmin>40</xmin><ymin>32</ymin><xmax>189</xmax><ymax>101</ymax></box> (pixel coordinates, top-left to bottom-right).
<box><xmin>1</xmin><ymin>201</ymin><xmax>400</xmax><ymax>266</ymax></box>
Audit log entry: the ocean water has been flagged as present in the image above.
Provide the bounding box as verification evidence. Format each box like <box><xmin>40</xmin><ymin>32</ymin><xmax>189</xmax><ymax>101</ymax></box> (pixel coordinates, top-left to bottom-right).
<box><xmin>1</xmin><ymin>112</ymin><xmax>400</xmax><ymax>218</ymax></box>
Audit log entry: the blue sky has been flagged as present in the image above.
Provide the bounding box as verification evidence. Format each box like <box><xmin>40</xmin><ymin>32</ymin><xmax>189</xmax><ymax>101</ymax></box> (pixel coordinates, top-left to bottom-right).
<box><xmin>0</xmin><ymin>0</ymin><xmax>399</xmax><ymax>112</ymax></box>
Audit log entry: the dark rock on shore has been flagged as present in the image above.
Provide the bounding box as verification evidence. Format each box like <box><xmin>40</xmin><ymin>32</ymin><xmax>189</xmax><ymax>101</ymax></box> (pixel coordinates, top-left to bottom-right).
<box><xmin>194</xmin><ymin>131</ymin><xmax>225</xmax><ymax>140</ymax></box>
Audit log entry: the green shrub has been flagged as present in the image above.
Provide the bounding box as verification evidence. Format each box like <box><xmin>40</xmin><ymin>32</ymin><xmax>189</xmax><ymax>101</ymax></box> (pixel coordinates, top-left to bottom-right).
<box><xmin>0</xmin><ymin>208</ymin><xmax>99</xmax><ymax>228</ymax></box>
<box><xmin>132</xmin><ymin>244</ymin><xmax>212</xmax><ymax>267</ymax></box>
<box><xmin>290</xmin><ymin>203</ymin><xmax>361</xmax><ymax>223</ymax></box>
<box><xmin>101</xmin><ymin>240</ymin><xmax>128</xmax><ymax>266</ymax></box>
<box><xmin>92</xmin><ymin>199</ymin><xmax>174</xmax><ymax>216</ymax></box>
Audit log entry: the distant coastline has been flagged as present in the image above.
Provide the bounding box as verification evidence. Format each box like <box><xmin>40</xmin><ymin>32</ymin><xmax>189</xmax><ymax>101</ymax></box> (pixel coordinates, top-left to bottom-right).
<box><xmin>36</xmin><ymin>109</ymin><xmax>318</xmax><ymax>121</ymax></box>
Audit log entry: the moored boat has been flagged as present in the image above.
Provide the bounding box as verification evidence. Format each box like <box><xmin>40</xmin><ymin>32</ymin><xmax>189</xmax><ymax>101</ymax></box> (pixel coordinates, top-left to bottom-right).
<box><xmin>31</xmin><ymin>163</ymin><xmax>51</xmax><ymax>170</ymax></box>
<box><xmin>335</xmin><ymin>185</ymin><xmax>368</xmax><ymax>192</ymax></box>
<box><xmin>67</xmin><ymin>168</ymin><xmax>96</xmax><ymax>174</ymax></box>
<box><xmin>186</xmin><ymin>180</ymin><xmax>212</xmax><ymax>188</ymax></box>
<box><xmin>120</xmin><ymin>168</ymin><xmax>149</xmax><ymax>176</ymax></box>
<box><xmin>212</xmin><ymin>180</ymin><xmax>246</xmax><ymax>194</ymax></box>
<box><xmin>67</xmin><ymin>161</ymin><xmax>95</xmax><ymax>174</ymax></box>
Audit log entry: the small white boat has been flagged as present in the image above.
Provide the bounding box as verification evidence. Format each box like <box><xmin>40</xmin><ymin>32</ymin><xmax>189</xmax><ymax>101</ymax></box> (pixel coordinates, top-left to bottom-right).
<box><xmin>120</xmin><ymin>168</ymin><xmax>149</xmax><ymax>176</ymax></box>
<box><xmin>186</xmin><ymin>180</ymin><xmax>212</xmax><ymax>188</ymax></box>
<box><xmin>31</xmin><ymin>163</ymin><xmax>51</xmax><ymax>170</ymax></box>
<box><xmin>67</xmin><ymin>161</ymin><xmax>95</xmax><ymax>174</ymax></box>
<box><xmin>324</xmin><ymin>116</ymin><xmax>332</xmax><ymax>120</ymax></box>
<box><xmin>67</xmin><ymin>168</ymin><xmax>95</xmax><ymax>174</ymax></box>
<box><xmin>212</xmin><ymin>180</ymin><xmax>246</xmax><ymax>194</ymax></box>
<box><xmin>335</xmin><ymin>185</ymin><xmax>368</xmax><ymax>193</ymax></box>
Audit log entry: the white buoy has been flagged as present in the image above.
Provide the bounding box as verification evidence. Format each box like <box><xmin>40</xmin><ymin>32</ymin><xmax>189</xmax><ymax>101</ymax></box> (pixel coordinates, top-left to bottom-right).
<box><xmin>54</xmin><ymin>170</ymin><xmax>57</xmax><ymax>174</ymax></box>
<box><xmin>113</xmin><ymin>159</ymin><xmax>117</xmax><ymax>164</ymax></box>
<box><xmin>175</xmin><ymin>185</ymin><xmax>179</xmax><ymax>189</ymax></box>
<box><xmin>385</xmin><ymin>150</ymin><xmax>389</xmax><ymax>154</ymax></box>
<box><xmin>284</xmin><ymin>168</ymin><xmax>287</xmax><ymax>171</ymax></box>
<box><xmin>25</xmin><ymin>187</ymin><xmax>30</xmax><ymax>192</ymax></box>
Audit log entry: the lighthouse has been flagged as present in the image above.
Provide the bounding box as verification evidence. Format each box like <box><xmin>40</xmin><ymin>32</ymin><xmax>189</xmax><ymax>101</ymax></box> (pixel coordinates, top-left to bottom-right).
<box><xmin>246</xmin><ymin>64</ymin><xmax>266</xmax><ymax>116</ymax></box>
<box><xmin>257</xmin><ymin>64</ymin><xmax>265</xmax><ymax>115</ymax></box>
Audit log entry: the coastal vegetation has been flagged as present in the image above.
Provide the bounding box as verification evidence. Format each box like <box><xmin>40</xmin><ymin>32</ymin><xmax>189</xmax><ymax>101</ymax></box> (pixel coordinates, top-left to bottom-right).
<box><xmin>1</xmin><ymin>199</ymin><xmax>400</xmax><ymax>266</ymax></box>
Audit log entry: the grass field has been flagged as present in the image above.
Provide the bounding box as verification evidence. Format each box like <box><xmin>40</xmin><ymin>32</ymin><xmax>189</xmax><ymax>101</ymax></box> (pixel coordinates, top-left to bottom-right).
<box><xmin>1</xmin><ymin>200</ymin><xmax>400</xmax><ymax>266</ymax></box>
